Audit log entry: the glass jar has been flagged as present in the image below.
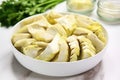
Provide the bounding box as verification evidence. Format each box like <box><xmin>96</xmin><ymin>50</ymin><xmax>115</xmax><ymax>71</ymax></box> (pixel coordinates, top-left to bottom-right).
<box><xmin>97</xmin><ymin>0</ymin><xmax>120</xmax><ymax>23</ymax></box>
<box><xmin>66</xmin><ymin>0</ymin><xmax>96</xmax><ymax>15</ymax></box>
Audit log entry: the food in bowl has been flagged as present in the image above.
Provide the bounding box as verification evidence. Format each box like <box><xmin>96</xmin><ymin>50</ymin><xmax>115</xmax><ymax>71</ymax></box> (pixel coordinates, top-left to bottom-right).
<box><xmin>11</xmin><ymin>11</ymin><xmax>106</xmax><ymax>62</ymax></box>
<box><xmin>10</xmin><ymin>11</ymin><xmax>108</xmax><ymax>76</ymax></box>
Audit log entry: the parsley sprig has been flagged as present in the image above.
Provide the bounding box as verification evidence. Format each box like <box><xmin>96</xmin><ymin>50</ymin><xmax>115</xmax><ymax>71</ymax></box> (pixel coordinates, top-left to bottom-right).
<box><xmin>0</xmin><ymin>0</ymin><xmax>64</xmax><ymax>27</ymax></box>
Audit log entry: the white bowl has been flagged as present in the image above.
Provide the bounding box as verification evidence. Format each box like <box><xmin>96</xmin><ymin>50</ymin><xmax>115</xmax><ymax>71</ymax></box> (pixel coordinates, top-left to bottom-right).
<box><xmin>10</xmin><ymin>12</ymin><xmax>108</xmax><ymax>77</ymax></box>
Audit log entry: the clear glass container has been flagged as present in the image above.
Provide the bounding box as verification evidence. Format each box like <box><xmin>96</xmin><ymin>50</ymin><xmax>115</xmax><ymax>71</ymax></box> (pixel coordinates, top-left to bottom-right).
<box><xmin>66</xmin><ymin>0</ymin><xmax>96</xmax><ymax>15</ymax></box>
<box><xmin>97</xmin><ymin>0</ymin><xmax>120</xmax><ymax>23</ymax></box>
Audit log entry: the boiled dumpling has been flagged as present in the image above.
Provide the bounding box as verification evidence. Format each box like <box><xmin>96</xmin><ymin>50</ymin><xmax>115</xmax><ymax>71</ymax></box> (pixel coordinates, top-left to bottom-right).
<box><xmin>53</xmin><ymin>37</ymin><xmax>69</xmax><ymax>62</ymax></box>
<box><xmin>18</xmin><ymin>15</ymin><xmax>51</xmax><ymax>33</ymax></box>
<box><xmin>46</xmin><ymin>26</ymin><xmax>57</xmax><ymax>38</ymax></box>
<box><xmin>87</xmin><ymin>22</ymin><xmax>106</xmax><ymax>43</ymax></box>
<box><xmin>27</xmin><ymin>20</ymin><xmax>51</xmax><ymax>29</ymax></box>
<box><xmin>14</xmin><ymin>38</ymin><xmax>36</xmax><ymax>48</ymax></box>
<box><xmin>75</xmin><ymin>15</ymin><xmax>95</xmax><ymax>28</ymax></box>
<box><xmin>80</xmin><ymin>49</ymin><xmax>93</xmax><ymax>59</ymax></box>
<box><xmin>18</xmin><ymin>17</ymin><xmax>51</xmax><ymax>33</ymax></box>
<box><xmin>67</xmin><ymin>35</ymin><xmax>80</xmax><ymax>61</ymax></box>
<box><xmin>87</xmin><ymin>22</ymin><xmax>101</xmax><ymax>31</ymax></box>
<box><xmin>23</xmin><ymin>45</ymin><xmax>42</xmax><ymax>58</ymax></box>
<box><xmin>87</xmin><ymin>33</ymin><xmax>105</xmax><ymax>52</ymax></box>
<box><xmin>12</xmin><ymin>33</ymin><xmax>31</xmax><ymax>43</ymax></box>
<box><xmin>36</xmin><ymin>34</ymin><xmax>60</xmax><ymax>61</ymax></box>
<box><xmin>45</xmin><ymin>23</ymin><xmax>68</xmax><ymax>39</ymax></box>
<box><xmin>32</xmin><ymin>41</ymin><xmax>48</xmax><ymax>47</ymax></box>
<box><xmin>56</xmin><ymin>15</ymin><xmax>77</xmax><ymax>36</ymax></box>
<box><xmin>28</xmin><ymin>26</ymin><xmax>53</xmax><ymax>42</ymax></box>
<box><xmin>77</xmin><ymin>36</ymin><xmax>96</xmax><ymax>59</ymax></box>
<box><xmin>46</xmin><ymin>11</ymin><xmax>63</xmax><ymax>24</ymax></box>
<box><xmin>73</xmin><ymin>27</ymin><xmax>92</xmax><ymax>36</ymax></box>
<box><xmin>21</xmin><ymin>15</ymin><xmax>50</xmax><ymax>26</ymax></box>
<box><xmin>52</xmin><ymin>23</ymin><xmax>68</xmax><ymax>37</ymax></box>
<box><xmin>17</xmin><ymin>25</ymin><xmax>29</xmax><ymax>33</ymax></box>
<box><xmin>46</xmin><ymin>23</ymin><xmax>68</xmax><ymax>40</ymax></box>
<box><xmin>75</xmin><ymin>15</ymin><xmax>106</xmax><ymax>43</ymax></box>
<box><xmin>69</xmin><ymin>54</ymin><xmax>78</xmax><ymax>61</ymax></box>
<box><xmin>95</xmin><ymin>28</ymin><xmax>106</xmax><ymax>43</ymax></box>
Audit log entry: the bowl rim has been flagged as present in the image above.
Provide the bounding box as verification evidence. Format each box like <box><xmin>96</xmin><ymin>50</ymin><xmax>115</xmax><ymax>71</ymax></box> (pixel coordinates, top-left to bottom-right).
<box><xmin>10</xmin><ymin>12</ymin><xmax>109</xmax><ymax>64</ymax></box>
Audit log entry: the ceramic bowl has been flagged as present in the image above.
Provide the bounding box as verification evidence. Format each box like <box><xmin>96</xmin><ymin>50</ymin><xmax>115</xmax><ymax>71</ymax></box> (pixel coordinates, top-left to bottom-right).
<box><xmin>10</xmin><ymin>12</ymin><xmax>108</xmax><ymax>77</ymax></box>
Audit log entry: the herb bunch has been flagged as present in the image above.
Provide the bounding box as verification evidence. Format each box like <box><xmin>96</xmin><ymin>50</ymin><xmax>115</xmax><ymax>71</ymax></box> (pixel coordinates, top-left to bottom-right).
<box><xmin>0</xmin><ymin>0</ymin><xmax>64</xmax><ymax>27</ymax></box>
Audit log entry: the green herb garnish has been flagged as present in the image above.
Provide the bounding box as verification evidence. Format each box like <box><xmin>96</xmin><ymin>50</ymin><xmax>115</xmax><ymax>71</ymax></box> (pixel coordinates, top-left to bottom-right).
<box><xmin>0</xmin><ymin>0</ymin><xmax>64</xmax><ymax>27</ymax></box>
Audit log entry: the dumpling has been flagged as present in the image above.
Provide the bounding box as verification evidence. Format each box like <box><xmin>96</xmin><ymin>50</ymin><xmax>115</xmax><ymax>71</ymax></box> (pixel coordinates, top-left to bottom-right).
<box><xmin>53</xmin><ymin>23</ymin><xmax>68</xmax><ymax>37</ymax></box>
<box><xmin>27</xmin><ymin>20</ymin><xmax>51</xmax><ymax>29</ymax></box>
<box><xmin>18</xmin><ymin>17</ymin><xmax>51</xmax><ymax>33</ymax></box>
<box><xmin>80</xmin><ymin>49</ymin><xmax>93</xmax><ymax>59</ymax></box>
<box><xmin>36</xmin><ymin>34</ymin><xmax>60</xmax><ymax>61</ymax></box>
<box><xmin>75</xmin><ymin>15</ymin><xmax>106</xmax><ymax>43</ymax></box>
<box><xmin>75</xmin><ymin>15</ymin><xmax>95</xmax><ymax>28</ymax></box>
<box><xmin>46</xmin><ymin>26</ymin><xmax>57</xmax><ymax>38</ymax></box>
<box><xmin>73</xmin><ymin>27</ymin><xmax>92</xmax><ymax>36</ymax></box>
<box><xmin>23</xmin><ymin>45</ymin><xmax>42</xmax><ymax>58</ymax></box>
<box><xmin>55</xmin><ymin>15</ymin><xmax>77</xmax><ymax>36</ymax></box>
<box><xmin>14</xmin><ymin>38</ymin><xmax>36</xmax><ymax>48</ymax></box>
<box><xmin>87</xmin><ymin>22</ymin><xmax>106</xmax><ymax>43</ymax></box>
<box><xmin>47</xmin><ymin>23</ymin><xmax>67</xmax><ymax>37</ymax></box>
<box><xmin>77</xmin><ymin>36</ymin><xmax>96</xmax><ymax>59</ymax></box>
<box><xmin>87</xmin><ymin>33</ymin><xmax>105</xmax><ymax>52</ymax></box>
<box><xmin>32</xmin><ymin>41</ymin><xmax>48</xmax><ymax>47</ymax></box>
<box><xmin>28</xmin><ymin>26</ymin><xmax>53</xmax><ymax>42</ymax></box>
<box><xmin>67</xmin><ymin>35</ymin><xmax>80</xmax><ymax>61</ymax></box>
<box><xmin>53</xmin><ymin>37</ymin><xmax>69</xmax><ymax>62</ymax></box>
<box><xmin>17</xmin><ymin>25</ymin><xmax>29</xmax><ymax>33</ymax></box>
<box><xmin>69</xmin><ymin>54</ymin><xmax>78</xmax><ymax>61</ymax></box>
<box><xmin>21</xmin><ymin>15</ymin><xmax>50</xmax><ymax>26</ymax></box>
<box><xmin>95</xmin><ymin>28</ymin><xmax>106</xmax><ymax>43</ymax></box>
<box><xmin>81</xmin><ymin>41</ymin><xmax>96</xmax><ymax>52</ymax></box>
<box><xmin>12</xmin><ymin>33</ymin><xmax>31</xmax><ymax>44</ymax></box>
<box><xmin>46</xmin><ymin>11</ymin><xmax>63</xmax><ymax>24</ymax></box>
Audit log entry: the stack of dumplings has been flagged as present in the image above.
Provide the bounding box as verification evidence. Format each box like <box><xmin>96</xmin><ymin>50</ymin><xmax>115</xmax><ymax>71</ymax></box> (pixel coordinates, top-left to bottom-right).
<box><xmin>12</xmin><ymin>11</ymin><xmax>106</xmax><ymax>62</ymax></box>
